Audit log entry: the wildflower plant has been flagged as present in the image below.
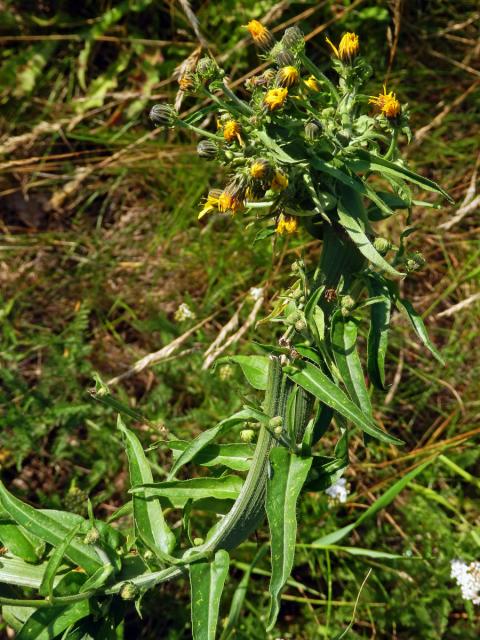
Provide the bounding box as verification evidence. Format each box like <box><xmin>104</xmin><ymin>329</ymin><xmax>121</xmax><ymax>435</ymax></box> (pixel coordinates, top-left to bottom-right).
<box><xmin>0</xmin><ymin>21</ymin><xmax>452</xmax><ymax>639</ymax></box>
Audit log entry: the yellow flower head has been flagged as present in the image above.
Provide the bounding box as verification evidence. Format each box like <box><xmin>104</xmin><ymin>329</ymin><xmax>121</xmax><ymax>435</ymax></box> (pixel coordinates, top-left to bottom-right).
<box><xmin>369</xmin><ymin>85</ymin><xmax>401</xmax><ymax>119</ymax></box>
<box><xmin>264</xmin><ymin>87</ymin><xmax>288</xmax><ymax>111</ymax></box>
<box><xmin>246</xmin><ymin>20</ymin><xmax>274</xmax><ymax>50</ymax></box>
<box><xmin>304</xmin><ymin>75</ymin><xmax>320</xmax><ymax>91</ymax></box>
<box><xmin>218</xmin><ymin>191</ymin><xmax>244</xmax><ymax>214</ymax></box>
<box><xmin>326</xmin><ymin>32</ymin><xmax>359</xmax><ymax>61</ymax></box>
<box><xmin>223</xmin><ymin>120</ymin><xmax>242</xmax><ymax>144</ymax></box>
<box><xmin>198</xmin><ymin>189</ymin><xmax>222</xmax><ymax>220</ymax></box>
<box><xmin>277</xmin><ymin>66</ymin><xmax>300</xmax><ymax>88</ymax></box>
<box><xmin>250</xmin><ymin>159</ymin><xmax>269</xmax><ymax>179</ymax></box>
<box><xmin>271</xmin><ymin>170</ymin><xmax>288</xmax><ymax>192</ymax></box>
<box><xmin>276</xmin><ymin>214</ymin><xmax>298</xmax><ymax>235</ymax></box>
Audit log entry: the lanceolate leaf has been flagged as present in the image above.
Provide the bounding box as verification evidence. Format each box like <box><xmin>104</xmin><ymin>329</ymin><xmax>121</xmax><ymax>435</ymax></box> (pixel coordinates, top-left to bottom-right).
<box><xmin>132</xmin><ymin>476</ymin><xmax>243</xmax><ymax>505</ymax></box>
<box><xmin>0</xmin><ymin>524</ymin><xmax>44</xmax><ymax>563</ymax></box>
<box><xmin>266</xmin><ymin>448</ymin><xmax>313</xmax><ymax>631</ymax></box>
<box><xmin>39</xmin><ymin>524</ymin><xmax>81</xmax><ymax>598</ymax></box>
<box><xmin>337</xmin><ymin>193</ymin><xmax>404</xmax><ymax>278</ymax></box>
<box><xmin>168</xmin><ymin>409</ymin><xmax>255</xmax><ymax>480</ymax></box>
<box><xmin>331</xmin><ymin>312</ymin><xmax>372</xmax><ymax>417</ymax></box>
<box><xmin>396</xmin><ymin>298</ymin><xmax>445</xmax><ymax>365</ymax></box>
<box><xmin>189</xmin><ymin>549</ymin><xmax>229</xmax><ymax>640</ymax></box>
<box><xmin>169</xmin><ymin>441</ymin><xmax>254</xmax><ymax>472</ymax></box>
<box><xmin>17</xmin><ymin>601</ymin><xmax>91</xmax><ymax>640</ymax></box>
<box><xmin>219</xmin><ymin>355</ymin><xmax>269</xmax><ymax>390</ymax></box>
<box><xmin>286</xmin><ymin>362</ymin><xmax>403</xmax><ymax>445</ymax></box>
<box><xmin>366</xmin><ymin>279</ymin><xmax>392</xmax><ymax>390</ymax></box>
<box><xmin>117</xmin><ymin>417</ymin><xmax>176</xmax><ymax>557</ymax></box>
<box><xmin>0</xmin><ymin>482</ymin><xmax>102</xmax><ymax>575</ymax></box>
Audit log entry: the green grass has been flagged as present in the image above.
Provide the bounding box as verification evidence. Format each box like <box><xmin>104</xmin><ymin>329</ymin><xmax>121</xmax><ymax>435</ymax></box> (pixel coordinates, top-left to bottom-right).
<box><xmin>1</xmin><ymin>1</ymin><xmax>480</xmax><ymax>637</ymax></box>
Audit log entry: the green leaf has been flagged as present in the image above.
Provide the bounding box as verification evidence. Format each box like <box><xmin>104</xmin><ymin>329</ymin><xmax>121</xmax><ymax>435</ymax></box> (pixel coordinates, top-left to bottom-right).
<box><xmin>396</xmin><ymin>298</ymin><xmax>445</xmax><ymax>365</ymax></box>
<box><xmin>189</xmin><ymin>549</ymin><xmax>229</xmax><ymax>640</ymax></box>
<box><xmin>337</xmin><ymin>190</ymin><xmax>404</xmax><ymax>278</ymax></box>
<box><xmin>0</xmin><ymin>482</ymin><xmax>101</xmax><ymax>575</ymax></box>
<box><xmin>366</xmin><ymin>281</ymin><xmax>392</xmax><ymax>390</ymax></box>
<box><xmin>169</xmin><ymin>442</ymin><xmax>254</xmax><ymax>472</ymax></box>
<box><xmin>266</xmin><ymin>448</ymin><xmax>313</xmax><ymax>631</ymax></box>
<box><xmin>17</xmin><ymin>601</ymin><xmax>91</xmax><ymax>640</ymax></box>
<box><xmin>352</xmin><ymin>150</ymin><xmax>453</xmax><ymax>203</ymax></box>
<box><xmin>314</xmin><ymin>459</ymin><xmax>433</xmax><ymax>546</ymax></box>
<box><xmin>0</xmin><ymin>556</ymin><xmax>50</xmax><ymax>590</ymax></box>
<box><xmin>168</xmin><ymin>409</ymin><xmax>254</xmax><ymax>480</ymax></box>
<box><xmin>218</xmin><ymin>355</ymin><xmax>269</xmax><ymax>390</ymax></box>
<box><xmin>286</xmin><ymin>362</ymin><xmax>402</xmax><ymax>445</ymax></box>
<box><xmin>39</xmin><ymin>524</ymin><xmax>81</xmax><ymax>598</ymax></box>
<box><xmin>79</xmin><ymin>563</ymin><xmax>114</xmax><ymax>593</ymax></box>
<box><xmin>131</xmin><ymin>476</ymin><xmax>243</xmax><ymax>507</ymax></box>
<box><xmin>0</xmin><ymin>523</ymin><xmax>44</xmax><ymax>563</ymax></box>
<box><xmin>305</xmin><ymin>286</ymin><xmax>325</xmax><ymax>345</ymax></box>
<box><xmin>117</xmin><ymin>417</ymin><xmax>176</xmax><ymax>557</ymax></box>
<box><xmin>331</xmin><ymin>313</ymin><xmax>372</xmax><ymax>417</ymax></box>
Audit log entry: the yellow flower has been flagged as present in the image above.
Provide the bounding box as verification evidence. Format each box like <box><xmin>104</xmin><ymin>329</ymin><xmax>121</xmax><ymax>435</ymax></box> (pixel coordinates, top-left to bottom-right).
<box><xmin>198</xmin><ymin>189</ymin><xmax>222</xmax><ymax>219</ymax></box>
<box><xmin>223</xmin><ymin>120</ymin><xmax>242</xmax><ymax>144</ymax></box>
<box><xmin>276</xmin><ymin>214</ymin><xmax>298</xmax><ymax>235</ymax></box>
<box><xmin>326</xmin><ymin>32</ymin><xmax>359</xmax><ymax>61</ymax></box>
<box><xmin>264</xmin><ymin>87</ymin><xmax>288</xmax><ymax>111</ymax></box>
<box><xmin>277</xmin><ymin>66</ymin><xmax>300</xmax><ymax>88</ymax></box>
<box><xmin>369</xmin><ymin>85</ymin><xmax>401</xmax><ymax>119</ymax></box>
<box><xmin>304</xmin><ymin>75</ymin><xmax>320</xmax><ymax>91</ymax></box>
<box><xmin>271</xmin><ymin>170</ymin><xmax>288</xmax><ymax>191</ymax></box>
<box><xmin>218</xmin><ymin>191</ymin><xmax>244</xmax><ymax>214</ymax></box>
<box><xmin>250</xmin><ymin>159</ymin><xmax>269</xmax><ymax>179</ymax></box>
<box><xmin>246</xmin><ymin>19</ymin><xmax>274</xmax><ymax>50</ymax></box>
<box><xmin>178</xmin><ymin>73</ymin><xmax>195</xmax><ymax>91</ymax></box>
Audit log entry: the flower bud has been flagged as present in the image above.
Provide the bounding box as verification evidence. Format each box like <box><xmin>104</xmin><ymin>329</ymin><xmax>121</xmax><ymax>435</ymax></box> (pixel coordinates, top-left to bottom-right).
<box><xmin>83</xmin><ymin>527</ymin><xmax>100</xmax><ymax>545</ymax></box>
<box><xmin>149</xmin><ymin>103</ymin><xmax>177</xmax><ymax>127</ymax></box>
<box><xmin>119</xmin><ymin>582</ymin><xmax>138</xmax><ymax>601</ymax></box>
<box><xmin>193</xmin><ymin>537</ymin><xmax>204</xmax><ymax>546</ymax></box>
<box><xmin>274</xmin><ymin>425</ymin><xmax>283</xmax><ymax>435</ymax></box>
<box><xmin>285</xmin><ymin>310</ymin><xmax>302</xmax><ymax>326</ymax></box>
<box><xmin>405</xmin><ymin>252</ymin><xmax>426</xmax><ymax>272</ymax></box>
<box><xmin>276</xmin><ymin>65</ymin><xmax>300</xmax><ymax>88</ymax></box>
<box><xmin>197</xmin><ymin>139</ymin><xmax>218</xmax><ymax>160</ymax></box>
<box><xmin>305</xmin><ymin>120</ymin><xmax>321</xmax><ymax>141</ymax></box>
<box><xmin>294</xmin><ymin>318</ymin><xmax>307</xmax><ymax>332</ymax></box>
<box><xmin>196</xmin><ymin>56</ymin><xmax>218</xmax><ymax>81</ymax></box>
<box><xmin>269</xmin><ymin>416</ymin><xmax>283</xmax><ymax>428</ymax></box>
<box><xmin>240</xmin><ymin>429</ymin><xmax>256</xmax><ymax>443</ymax></box>
<box><xmin>373</xmin><ymin>237</ymin><xmax>391</xmax><ymax>256</ymax></box>
<box><xmin>273</xmin><ymin>46</ymin><xmax>295</xmax><ymax>68</ymax></box>
<box><xmin>281</xmin><ymin>26</ymin><xmax>305</xmax><ymax>53</ymax></box>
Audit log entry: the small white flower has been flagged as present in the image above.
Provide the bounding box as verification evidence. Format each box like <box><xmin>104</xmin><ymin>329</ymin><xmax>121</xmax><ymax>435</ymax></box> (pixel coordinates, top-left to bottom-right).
<box><xmin>325</xmin><ymin>477</ymin><xmax>349</xmax><ymax>504</ymax></box>
<box><xmin>249</xmin><ymin>286</ymin><xmax>264</xmax><ymax>301</ymax></box>
<box><xmin>174</xmin><ymin>303</ymin><xmax>196</xmax><ymax>322</ymax></box>
<box><xmin>451</xmin><ymin>559</ymin><xmax>480</xmax><ymax>605</ymax></box>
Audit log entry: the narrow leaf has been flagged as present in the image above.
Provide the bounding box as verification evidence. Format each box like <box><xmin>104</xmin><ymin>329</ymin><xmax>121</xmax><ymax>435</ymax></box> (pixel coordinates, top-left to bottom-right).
<box><xmin>132</xmin><ymin>475</ymin><xmax>243</xmax><ymax>505</ymax></box>
<box><xmin>266</xmin><ymin>448</ymin><xmax>312</xmax><ymax>631</ymax></box>
<box><xmin>287</xmin><ymin>362</ymin><xmax>403</xmax><ymax>445</ymax></box>
<box><xmin>396</xmin><ymin>298</ymin><xmax>445</xmax><ymax>365</ymax></box>
<box><xmin>169</xmin><ymin>442</ymin><xmax>254</xmax><ymax>472</ymax></box>
<box><xmin>366</xmin><ymin>279</ymin><xmax>392</xmax><ymax>389</ymax></box>
<box><xmin>190</xmin><ymin>549</ymin><xmax>229</xmax><ymax>640</ymax></box>
<box><xmin>219</xmin><ymin>356</ymin><xmax>269</xmax><ymax>390</ymax></box>
<box><xmin>0</xmin><ymin>524</ymin><xmax>43</xmax><ymax>563</ymax></box>
<box><xmin>331</xmin><ymin>313</ymin><xmax>372</xmax><ymax>417</ymax></box>
<box><xmin>39</xmin><ymin>524</ymin><xmax>81</xmax><ymax>598</ymax></box>
<box><xmin>117</xmin><ymin>417</ymin><xmax>176</xmax><ymax>557</ymax></box>
<box><xmin>17</xmin><ymin>601</ymin><xmax>90</xmax><ymax>640</ymax></box>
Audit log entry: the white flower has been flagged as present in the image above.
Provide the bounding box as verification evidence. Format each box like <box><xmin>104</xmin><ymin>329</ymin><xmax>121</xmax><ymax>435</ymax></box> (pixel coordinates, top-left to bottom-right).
<box><xmin>451</xmin><ymin>559</ymin><xmax>480</xmax><ymax>605</ymax></box>
<box><xmin>325</xmin><ymin>477</ymin><xmax>349</xmax><ymax>504</ymax></box>
<box><xmin>175</xmin><ymin>303</ymin><xmax>196</xmax><ymax>322</ymax></box>
<box><xmin>249</xmin><ymin>286</ymin><xmax>264</xmax><ymax>301</ymax></box>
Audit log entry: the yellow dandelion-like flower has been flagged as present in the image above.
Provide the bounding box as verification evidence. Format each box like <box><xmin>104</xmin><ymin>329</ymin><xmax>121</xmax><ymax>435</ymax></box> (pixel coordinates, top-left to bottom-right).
<box><xmin>218</xmin><ymin>191</ymin><xmax>244</xmax><ymax>214</ymax></box>
<box><xmin>326</xmin><ymin>32</ymin><xmax>359</xmax><ymax>61</ymax></box>
<box><xmin>198</xmin><ymin>189</ymin><xmax>222</xmax><ymax>220</ymax></box>
<box><xmin>369</xmin><ymin>85</ymin><xmax>401</xmax><ymax>119</ymax></box>
<box><xmin>277</xmin><ymin>66</ymin><xmax>300</xmax><ymax>88</ymax></box>
<box><xmin>304</xmin><ymin>75</ymin><xmax>320</xmax><ymax>91</ymax></box>
<box><xmin>264</xmin><ymin>87</ymin><xmax>288</xmax><ymax>112</ymax></box>
<box><xmin>223</xmin><ymin>120</ymin><xmax>242</xmax><ymax>144</ymax></box>
<box><xmin>271</xmin><ymin>170</ymin><xmax>288</xmax><ymax>192</ymax></box>
<box><xmin>250</xmin><ymin>160</ymin><xmax>269</xmax><ymax>179</ymax></box>
<box><xmin>246</xmin><ymin>20</ymin><xmax>274</xmax><ymax>50</ymax></box>
<box><xmin>276</xmin><ymin>214</ymin><xmax>298</xmax><ymax>235</ymax></box>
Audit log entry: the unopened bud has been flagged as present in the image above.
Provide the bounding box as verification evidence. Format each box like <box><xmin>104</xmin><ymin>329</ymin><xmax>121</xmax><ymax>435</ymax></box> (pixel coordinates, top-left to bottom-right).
<box><xmin>240</xmin><ymin>429</ymin><xmax>255</xmax><ymax>443</ymax></box>
<box><xmin>305</xmin><ymin>120</ymin><xmax>321</xmax><ymax>142</ymax></box>
<box><xmin>285</xmin><ymin>310</ymin><xmax>302</xmax><ymax>326</ymax></box>
<box><xmin>281</xmin><ymin>26</ymin><xmax>305</xmax><ymax>53</ymax></box>
<box><xmin>83</xmin><ymin>527</ymin><xmax>100</xmax><ymax>545</ymax></box>
<box><xmin>119</xmin><ymin>581</ymin><xmax>138</xmax><ymax>600</ymax></box>
<box><xmin>193</xmin><ymin>537</ymin><xmax>204</xmax><ymax>546</ymax></box>
<box><xmin>269</xmin><ymin>416</ymin><xmax>283</xmax><ymax>428</ymax></box>
<box><xmin>149</xmin><ymin>103</ymin><xmax>177</xmax><ymax>127</ymax></box>
<box><xmin>196</xmin><ymin>56</ymin><xmax>218</xmax><ymax>81</ymax></box>
<box><xmin>294</xmin><ymin>318</ymin><xmax>307</xmax><ymax>332</ymax></box>
<box><xmin>273</xmin><ymin>46</ymin><xmax>295</xmax><ymax>68</ymax></box>
<box><xmin>373</xmin><ymin>237</ymin><xmax>391</xmax><ymax>256</ymax></box>
<box><xmin>274</xmin><ymin>425</ymin><xmax>283</xmax><ymax>435</ymax></box>
<box><xmin>197</xmin><ymin>139</ymin><xmax>218</xmax><ymax>160</ymax></box>
<box><xmin>405</xmin><ymin>252</ymin><xmax>426</xmax><ymax>272</ymax></box>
